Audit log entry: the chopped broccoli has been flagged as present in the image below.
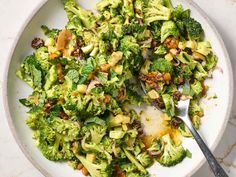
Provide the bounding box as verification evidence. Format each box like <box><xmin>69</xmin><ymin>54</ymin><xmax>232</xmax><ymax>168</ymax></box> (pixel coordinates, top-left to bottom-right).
<box><xmin>147</xmin><ymin>139</ymin><xmax>163</xmax><ymax>155</ymax></box>
<box><xmin>123</xmin><ymin>149</ymin><xmax>147</xmax><ymax>174</ymax></box>
<box><xmin>150</xmin><ymin>58</ymin><xmax>173</xmax><ymax>73</ymax></box>
<box><xmin>119</xmin><ymin>35</ymin><xmax>140</xmax><ymax>55</ymax></box>
<box><xmin>144</xmin><ymin>0</ymin><xmax>172</xmax><ymax>24</ymax></box>
<box><xmin>122</xmin><ymin>0</ymin><xmax>135</xmax><ymax>18</ymax></box>
<box><xmin>136</xmin><ymin>152</ymin><xmax>153</xmax><ymax>167</ymax></box>
<box><xmin>75</xmin><ymin>154</ymin><xmax>110</xmax><ymax>177</ymax></box>
<box><xmin>64</xmin><ymin>0</ymin><xmax>96</xmax><ymax>28</ymax></box>
<box><xmin>189</xmin><ymin>99</ymin><xmax>203</xmax><ymax>129</ymax></box>
<box><xmin>154</xmin><ymin>45</ymin><xmax>168</xmax><ymax>55</ymax></box>
<box><xmin>194</xmin><ymin>63</ymin><xmax>208</xmax><ymax>81</ymax></box>
<box><xmin>190</xmin><ymin>79</ymin><xmax>203</xmax><ymax>96</ymax></box>
<box><xmin>96</xmin><ymin>0</ymin><xmax>122</xmax><ymax>11</ymax></box>
<box><xmin>161</xmin><ymin>21</ymin><xmax>179</xmax><ymax>43</ymax></box>
<box><xmin>162</xmin><ymin>94</ymin><xmax>175</xmax><ymax>117</ymax></box>
<box><xmin>16</xmin><ymin>55</ymin><xmax>44</xmax><ymax>89</ymax></box>
<box><xmin>157</xmin><ymin>134</ymin><xmax>186</xmax><ymax>166</ymax></box>
<box><xmin>196</xmin><ymin>41</ymin><xmax>212</xmax><ymax>56</ymax></box>
<box><xmin>41</xmin><ymin>25</ymin><xmax>59</xmax><ymax>38</ymax></box>
<box><xmin>183</xmin><ymin>17</ymin><xmax>204</xmax><ymax>41</ymax></box>
<box><xmin>204</xmin><ymin>52</ymin><xmax>218</xmax><ymax>71</ymax></box>
<box><xmin>83</xmin><ymin>123</ymin><xmax>107</xmax><ymax>144</ymax></box>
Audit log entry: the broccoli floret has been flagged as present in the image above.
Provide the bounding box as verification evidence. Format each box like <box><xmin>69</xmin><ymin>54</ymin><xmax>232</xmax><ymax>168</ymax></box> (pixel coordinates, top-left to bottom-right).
<box><xmin>196</xmin><ymin>41</ymin><xmax>212</xmax><ymax>56</ymax></box>
<box><xmin>122</xmin><ymin>0</ymin><xmax>135</xmax><ymax>18</ymax></box>
<box><xmin>49</xmin><ymin>117</ymin><xmax>80</xmax><ymax>141</ymax></box>
<box><xmin>157</xmin><ymin>134</ymin><xmax>186</xmax><ymax>166</ymax></box>
<box><xmin>163</xmin><ymin>0</ymin><xmax>173</xmax><ymax>9</ymax></box>
<box><xmin>120</xmin><ymin>163</ymin><xmax>137</xmax><ymax>173</ymax></box>
<box><xmin>35</xmin><ymin>47</ymin><xmax>50</xmax><ymax>70</ymax></box>
<box><xmin>83</xmin><ymin>124</ymin><xmax>107</xmax><ymax>144</ymax></box>
<box><xmin>144</xmin><ymin>0</ymin><xmax>171</xmax><ymax>24</ymax></box>
<box><xmin>119</xmin><ymin>35</ymin><xmax>140</xmax><ymax>55</ymax></box>
<box><xmin>194</xmin><ymin>63</ymin><xmax>208</xmax><ymax>81</ymax></box>
<box><xmin>161</xmin><ymin>21</ymin><xmax>179</xmax><ymax>42</ymax></box>
<box><xmin>31</xmin><ymin>116</ymin><xmax>78</xmax><ymax>161</ymax></box>
<box><xmin>96</xmin><ymin>0</ymin><xmax>122</xmax><ymax>11</ymax></box>
<box><xmin>64</xmin><ymin>0</ymin><xmax>96</xmax><ymax>28</ymax></box>
<box><xmin>179</xmin><ymin>123</ymin><xmax>192</xmax><ymax>137</ymax></box>
<box><xmin>122</xmin><ymin>22</ymin><xmax>146</xmax><ymax>35</ymax></box>
<box><xmin>204</xmin><ymin>52</ymin><xmax>218</xmax><ymax>71</ymax></box>
<box><xmin>162</xmin><ymin>94</ymin><xmax>175</xmax><ymax>117</ymax></box>
<box><xmin>41</xmin><ymin>25</ymin><xmax>59</xmax><ymax>38</ymax></box>
<box><xmin>44</xmin><ymin>65</ymin><xmax>57</xmax><ymax>90</ymax></box>
<box><xmin>147</xmin><ymin>139</ymin><xmax>163</xmax><ymax>155</ymax></box>
<box><xmin>75</xmin><ymin>154</ymin><xmax>110</xmax><ymax>177</ymax></box>
<box><xmin>136</xmin><ymin>152</ymin><xmax>153</xmax><ymax>167</ymax></box>
<box><xmin>183</xmin><ymin>17</ymin><xmax>204</xmax><ymax>41</ymax></box>
<box><xmin>37</xmin><ymin>132</ymin><xmax>74</xmax><ymax>161</ymax></box>
<box><xmin>189</xmin><ymin>99</ymin><xmax>203</xmax><ymax>129</ymax></box>
<box><xmin>123</xmin><ymin>149</ymin><xmax>147</xmax><ymax>174</ymax></box>
<box><xmin>150</xmin><ymin>58</ymin><xmax>173</xmax><ymax>73</ymax></box>
<box><xmin>154</xmin><ymin>45</ymin><xmax>168</xmax><ymax>55</ymax></box>
<box><xmin>16</xmin><ymin>54</ymin><xmax>44</xmax><ymax>89</ymax></box>
<box><xmin>134</xmin><ymin>0</ymin><xmax>145</xmax><ymax>19</ymax></box>
<box><xmin>171</xmin><ymin>5</ymin><xmax>184</xmax><ymax>20</ymax></box>
<box><xmin>81</xmin><ymin>139</ymin><xmax>113</xmax><ymax>162</ymax></box>
<box><xmin>190</xmin><ymin>79</ymin><xmax>203</xmax><ymax>96</ymax></box>
<box><xmin>126</xmin><ymin>172</ymin><xmax>149</xmax><ymax>177</ymax></box>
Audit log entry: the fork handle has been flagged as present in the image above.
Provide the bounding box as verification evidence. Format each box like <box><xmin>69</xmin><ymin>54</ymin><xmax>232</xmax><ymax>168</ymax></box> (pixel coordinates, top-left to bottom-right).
<box><xmin>184</xmin><ymin>119</ymin><xmax>228</xmax><ymax>177</ymax></box>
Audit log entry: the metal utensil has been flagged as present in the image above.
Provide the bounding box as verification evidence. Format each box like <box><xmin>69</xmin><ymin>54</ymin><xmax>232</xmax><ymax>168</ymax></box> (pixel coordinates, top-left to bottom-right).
<box><xmin>140</xmin><ymin>80</ymin><xmax>228</xmax><ymax>177</ymax></box>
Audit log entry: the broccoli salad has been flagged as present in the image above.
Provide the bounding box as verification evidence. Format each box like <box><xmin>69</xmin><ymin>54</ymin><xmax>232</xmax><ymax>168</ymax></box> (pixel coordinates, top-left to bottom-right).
<box><xmin>17</xmin><ymin>0</ymin><xmax>217</xmax><ymax>176</ymax></box>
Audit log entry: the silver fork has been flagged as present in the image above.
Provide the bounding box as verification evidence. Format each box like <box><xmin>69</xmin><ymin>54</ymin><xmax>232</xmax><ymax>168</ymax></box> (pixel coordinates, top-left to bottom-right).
<box><xmin>177</xmin><ymin>99</ymin><xmax>228</xmax><ymax>177</ymax></box>
<box><xmin>140</xmin><ymin>80</ymin><xmax>228</xmax><ymax>177</ymax></box>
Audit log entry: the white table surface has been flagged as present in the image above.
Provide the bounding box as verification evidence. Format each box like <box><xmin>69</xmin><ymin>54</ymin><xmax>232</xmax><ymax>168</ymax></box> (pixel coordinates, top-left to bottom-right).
<box><xmin>0</xmin><ymin>0</ymin><xmax>235</xmax><ymax>177</ymax></box>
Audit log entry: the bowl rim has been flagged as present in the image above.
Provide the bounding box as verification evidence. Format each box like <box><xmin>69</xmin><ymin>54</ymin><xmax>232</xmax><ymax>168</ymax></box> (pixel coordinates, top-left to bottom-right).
<box><xmin>2</xmin><ymin>1</ymin><xmax>234</xmax><ymax>177</ymax></box>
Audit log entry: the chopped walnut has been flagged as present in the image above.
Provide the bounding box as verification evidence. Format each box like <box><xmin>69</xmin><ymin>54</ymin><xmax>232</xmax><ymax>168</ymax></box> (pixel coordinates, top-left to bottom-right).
<box><xmin>164</xmin><ymin>36</ymin><xmax>179</xmax><ymax>49</ymax></box>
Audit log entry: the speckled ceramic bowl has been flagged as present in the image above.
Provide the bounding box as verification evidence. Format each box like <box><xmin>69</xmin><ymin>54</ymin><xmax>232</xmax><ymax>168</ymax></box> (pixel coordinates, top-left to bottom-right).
<box><xmin>3</xmin><ymin>0</ymin><xmax>234</xmax><ymax>177</ymax></box>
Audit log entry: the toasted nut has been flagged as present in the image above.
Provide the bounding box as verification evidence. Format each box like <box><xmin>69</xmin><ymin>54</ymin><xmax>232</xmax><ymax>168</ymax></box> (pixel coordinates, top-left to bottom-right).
<box><xmin>163</xmin><ymin>73</ymin><xmax>171</xmax><ymax>82</ymax></box>
<box><xmin>88</xmin><ymin>71</ymin><xmax>96</xmax><ymax>80</ymax></box>
<box><xmin>82</xmin><ymin>167</ymin><xmax>89</xmax><ymax>176</ymax></box>
<box><xmin>104</xmin><ymin>94</ymin><xmax>111</xmax><ymax>103</ymax></box>
<box><xmin>164</xmin><ymin>36</ymin><xmax>179</xmax><ymax>49</ymax></box>
<box><xmin>100</xmin><ymin>63</ymin><xmax>111</xmax><ymax>72</ymax></box>
<box><xmin>77</xmin><ymin>163</ymin><xmax>83</xmax><ymax>170</ymax></box>
<box><xmin>71</xmin><ymin>91</ymin><xmax>79</xmax><ymax>97</ymax></box>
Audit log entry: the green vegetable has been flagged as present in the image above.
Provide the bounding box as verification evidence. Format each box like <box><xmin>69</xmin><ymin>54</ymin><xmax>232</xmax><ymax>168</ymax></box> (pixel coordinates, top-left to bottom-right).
<box><xmin>158</xmin><ymin>134</ymin><xmax>186</xmax><ymax>166</ymax></box>
<box><xmin>161</xmin><ymin>21</ymin><xmax>179</xmax><ymax>42</ymax></box>
<box><xmin>162</xmin><ymin>94</ymin><xmax>175</xmax><ymax>117</ymax></box>
<box><xmin>151</xmin><ymin>58</ymin><xmax>173</xmax><ymax>73</ymax></box>
<box><xmin>183</xmin><ymin>17</ymin><xmax>204</xmax><ymax>41</ymax></box>
<box><xmin>64</xmin><ymin>0</ymin><xmax>96</xmax><ymax>28</ymax></box>
<box><xmin>144</xmin><ymin>0</ymin><xmax>172</xmax><ymax>24</ymax></box>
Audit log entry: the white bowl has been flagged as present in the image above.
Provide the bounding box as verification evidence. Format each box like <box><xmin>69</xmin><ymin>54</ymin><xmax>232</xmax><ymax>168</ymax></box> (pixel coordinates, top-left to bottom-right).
<box><xmin>3</xmin><ymin>0</ymin><xmax>234</xmax><ymax>177</ymax></box>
